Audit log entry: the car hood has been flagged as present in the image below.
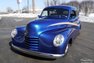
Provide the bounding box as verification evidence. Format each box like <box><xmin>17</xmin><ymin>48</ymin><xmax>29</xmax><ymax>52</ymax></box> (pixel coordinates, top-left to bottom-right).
<box><xmin>26</xmin><ymin>19</ymin><xmax>68</xmax><ymax>37</ymax></box>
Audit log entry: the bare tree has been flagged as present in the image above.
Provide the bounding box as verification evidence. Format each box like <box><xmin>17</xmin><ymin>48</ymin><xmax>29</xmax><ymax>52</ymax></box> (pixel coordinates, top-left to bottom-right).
<box><xmin>84</xmin><ymin>6</ymin><xmax>88</xmax><ymax>16</ymax></box>
<box><xmin>22</xmin><ymin>6</ymin><xmax>28</xmax><ymax>13</ymax></box>
<box><xmin>80</xmin><ymin>0</ymin><xmax>94</xmax><ymax>16</ymax></box>
<box><xmin>6</xmin><ymin>7</ymin><xmax>13</xmax><ymax>13</ymax></box>
<box><xmin>45</xmin><ymin>0</ymin><xmax>50</xmax><ymax>7</ymax></box>
<box><xmin>44</xmin><ymin>0</ymin><xmax>94</xmax><ymax>16</ymax></box>
<box><xmin>50</xmin><ymin>0</ymin><xmax>60</xmax><ymax>6</ymax></box>
<box><xmin>67</xmin><ymin>1</ymin><xmax>80</xmax><ymax>10</ymax></box>
<box><xmin>45</xmin><ymin>0</ymin><xmax>60</xmax><ymax>7</ymax></box>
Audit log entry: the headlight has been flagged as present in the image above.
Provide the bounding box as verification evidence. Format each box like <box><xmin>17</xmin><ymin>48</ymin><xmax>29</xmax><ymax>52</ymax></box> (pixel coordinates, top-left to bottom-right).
<box><xmin>53</xmin><ymin>34</ymin><xmax>64</xmax><ymax>47</ymax></box>
<box><xmin>11</xmin><ymin>29</ymin><xmax>17</xmax><ymax>38</ymax></box>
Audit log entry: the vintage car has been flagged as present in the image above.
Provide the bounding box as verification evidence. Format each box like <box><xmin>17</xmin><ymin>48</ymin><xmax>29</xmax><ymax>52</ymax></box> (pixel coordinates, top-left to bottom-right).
<box><xmin>10</xmin><ymin>5</ymin><xmax>81</xmax><ymax>59</ymax></box>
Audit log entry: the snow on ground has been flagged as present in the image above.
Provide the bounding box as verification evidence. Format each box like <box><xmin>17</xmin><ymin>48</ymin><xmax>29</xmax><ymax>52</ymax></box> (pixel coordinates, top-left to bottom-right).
<box><xmin>0</xmin><ymin>13</ymin><xmax>38</xmax><ymax>18</ymax></box>
<box><xmin>0</xmin><ymin>12</ymin><xmax>94</xmax><ymax>23</ymax></box>
<box><xmin>88</xmin><ymin>13</ymin><xmax>94</xmax><ymax>17</ymax></box>
<box><xmin>79</xmin><ymin>13</ymin><xmax>94</xmax><ymax>23</ymax></box>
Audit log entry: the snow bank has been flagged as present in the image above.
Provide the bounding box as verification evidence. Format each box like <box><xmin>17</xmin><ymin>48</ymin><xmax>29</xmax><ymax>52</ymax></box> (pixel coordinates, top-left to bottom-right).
<box><xmin>0</xmin><ymin>13</ymin><xmax>38</xmax><ymax>18</ymax></box>
<box><xmin>79</xmin><ymin>15</ymin><xmax>94</xmax><ymax>23</ymax></box>
<box><xmin>79</xmin><ymin>13</ymin><xmax>94</xmax><ymax>23</ymax></box>
<box><xmin>0</xmin><ymin>12</ymin><xmax>94</xmax><ymax>23</ymax></box>
<box><xmin>88</xmin><ymin>13</ymin><xmax>94</xmax><ymax>18</ymax></box>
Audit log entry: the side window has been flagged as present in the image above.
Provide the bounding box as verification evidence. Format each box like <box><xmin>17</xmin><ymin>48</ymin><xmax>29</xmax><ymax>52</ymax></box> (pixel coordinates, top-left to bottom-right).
<box><xmin>62</xmin><ymin>10</ymin><xmax>69</xmax><ymax>16</ymax></box>
<box><xmin>42</xmin><ymin>11</ymin><xmax>48</xmax><ymax>16</ymax></box>
<box><xmin>49</xmin><ymin>10</ymin><xmax>57</xmax><ymax>16</ymax></box>
<box><xmin>70</xmin><ymin>10</ymin><xmax>76</xmax><ymax>19</ymax></box>
<box><xmin>62</xmin><ymin>10</ymin><xmax>69</xmax><ymax>18</ymax></box>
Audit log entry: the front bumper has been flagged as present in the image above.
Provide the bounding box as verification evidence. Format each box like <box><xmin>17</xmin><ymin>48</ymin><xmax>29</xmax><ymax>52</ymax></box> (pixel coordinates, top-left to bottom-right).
<box><xmin>11</xmin><ymin>43</ymin><xmax>65</xmax><ymax>59</ymax></box>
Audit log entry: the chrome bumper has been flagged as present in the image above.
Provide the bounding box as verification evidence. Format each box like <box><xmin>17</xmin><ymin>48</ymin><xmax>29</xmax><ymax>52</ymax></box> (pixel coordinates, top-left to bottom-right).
<box><xmin>11</xmin><ymin>44</ymin><xmax>65</xmax><ymax>59</ymax></box>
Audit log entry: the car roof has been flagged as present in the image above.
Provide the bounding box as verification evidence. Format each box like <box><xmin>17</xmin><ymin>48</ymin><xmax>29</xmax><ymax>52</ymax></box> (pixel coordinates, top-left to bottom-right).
<box><xmin>44</xmin><ymin>5</ymin><xmax>77</xmax><ymax>11</ymax></box>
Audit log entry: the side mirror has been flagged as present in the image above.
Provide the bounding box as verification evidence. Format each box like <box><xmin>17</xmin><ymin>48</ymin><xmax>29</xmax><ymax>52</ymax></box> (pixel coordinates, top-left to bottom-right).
<box><xmin>38</xmin><ymin>15</ymin><xmax>42</xmax><ymax>18</ymax></box>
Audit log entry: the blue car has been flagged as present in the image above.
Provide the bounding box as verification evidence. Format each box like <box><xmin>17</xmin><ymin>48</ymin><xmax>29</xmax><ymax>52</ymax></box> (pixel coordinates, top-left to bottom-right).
<box><xmin>10</xmin><ymin>5</ymin><xmax>81</xmax><ymax>59</ymax></box>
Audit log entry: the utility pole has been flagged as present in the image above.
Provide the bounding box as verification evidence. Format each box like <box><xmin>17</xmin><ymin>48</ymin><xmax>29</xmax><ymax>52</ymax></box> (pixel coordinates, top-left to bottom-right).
<box><xmin>32</xmin><ymin>0</ymin><xmax>35</xmax><ymax>14</ymax></box>
<box><xmin>18</xmin><ymin>2</ymin><xmax>20</xmax><ymax>13</ymax></box>
<box><xmin>17</xmin><ymin>0</ymin><xmax>22</xmax><ymax>13</ymax></box>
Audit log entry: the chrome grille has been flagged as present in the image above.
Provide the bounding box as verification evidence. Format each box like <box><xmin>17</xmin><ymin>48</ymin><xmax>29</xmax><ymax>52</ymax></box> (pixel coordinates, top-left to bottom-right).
<box><xmin>25</xmin><ymin>37</ymin><xmax>39</xmax><ymax>51</ymax></box>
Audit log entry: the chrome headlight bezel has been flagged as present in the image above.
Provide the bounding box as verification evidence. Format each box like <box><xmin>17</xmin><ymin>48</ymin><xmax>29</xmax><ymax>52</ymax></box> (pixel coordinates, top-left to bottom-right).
<box><xmin>53</xmin><ymin>34</ymin><xmax>65</xmax><ymax>47</ymax></box>
<box><xmin>11</xmin><ymin>29</ymin><xmax>17</xmax><ymax>38</ymax></box>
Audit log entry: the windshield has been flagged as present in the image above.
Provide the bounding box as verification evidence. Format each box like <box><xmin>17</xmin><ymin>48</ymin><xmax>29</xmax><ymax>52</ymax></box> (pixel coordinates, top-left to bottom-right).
<box><xmin>41</xmin><ymin>8</ymin><xmax>69</xmax><ymax>19</ymax></box>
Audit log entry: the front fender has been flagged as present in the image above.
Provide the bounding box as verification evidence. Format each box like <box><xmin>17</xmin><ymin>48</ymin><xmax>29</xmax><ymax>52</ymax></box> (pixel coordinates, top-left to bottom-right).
<box><xmin>38</xmin><ymin>28</ymin><xmax>72</xmax><ymax>54</ymax></box>
<box><xmin>16</xmin><ymin>26</ymin><xmax>26</xmax><ymax>35</ymax></box>
<box><xmin>13</xmin><ymin>26</ymin><xmax>26</xmax><ymax>43</ymax></box>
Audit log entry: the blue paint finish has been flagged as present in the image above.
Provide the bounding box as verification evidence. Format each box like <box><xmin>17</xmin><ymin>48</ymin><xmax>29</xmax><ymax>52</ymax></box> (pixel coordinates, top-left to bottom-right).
<box><xmin>11</xmin><ymin>5</ymin><xmax>81</xmax><ymax>57</ymax></box>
